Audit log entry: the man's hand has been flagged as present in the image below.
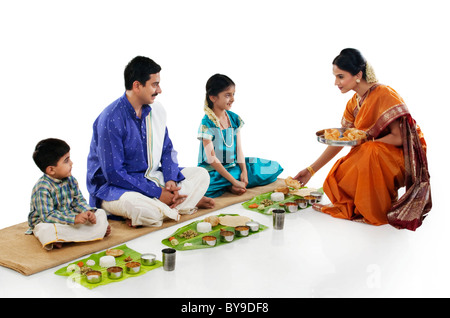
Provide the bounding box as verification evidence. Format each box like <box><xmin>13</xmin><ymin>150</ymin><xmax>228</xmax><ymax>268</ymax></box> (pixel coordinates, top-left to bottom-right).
<box><xmin>159</xmin><ymin>181</ymin><xmax>187</xmax><ymax>208</ymax></box>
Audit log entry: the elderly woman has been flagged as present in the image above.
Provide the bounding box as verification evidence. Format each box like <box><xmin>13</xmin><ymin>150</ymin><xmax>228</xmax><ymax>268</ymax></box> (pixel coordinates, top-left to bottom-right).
<box><xmin>295</xmin><ymin>48</ymin><xmax>432</xmax><ymax>230</ymax></box>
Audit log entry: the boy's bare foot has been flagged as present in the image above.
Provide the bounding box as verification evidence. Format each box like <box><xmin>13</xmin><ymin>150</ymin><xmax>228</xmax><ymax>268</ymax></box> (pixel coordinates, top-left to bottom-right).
<box><xmin>196</xmin><ymin>196</ymin><xmax>215</xmax><ymax>209</ymax></box>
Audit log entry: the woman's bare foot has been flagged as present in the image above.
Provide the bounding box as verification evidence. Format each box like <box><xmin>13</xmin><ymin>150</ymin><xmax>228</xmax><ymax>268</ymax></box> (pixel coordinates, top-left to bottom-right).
<box><xmin>196</xmin><ymin>196</ymin><xmax>215</xmax><ymax>209</ymax></box>
<box><xmin>312</xmin><ymin>203</ymin><xmax>333</xmax><ymax>212</ymax></box>
<box><xmin>53</xmin><ymin>242</ymin><xmax>63</xmax><ymax>249</ymax></box>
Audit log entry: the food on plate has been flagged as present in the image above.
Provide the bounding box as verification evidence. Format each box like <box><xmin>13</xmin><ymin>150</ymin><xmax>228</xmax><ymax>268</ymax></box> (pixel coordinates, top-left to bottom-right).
<box><xmin>66</xmin><ymin>264</ymin><xmax>80</xmax><ymax>273</ymax></box>
<box><xmin>274</xmin><ymin>186</ymin><xmax>290</xmax><ymax>194</ymax></box>
<box><xmin>343</xmin><ymin>128</ymin><xmax>367</xmax><ymax>140</ymax></box>
<box><xmin>219</xmin><ymin>215</ymin><xmax>251</xmax><ymax>227</ymax></box>
<box><xmin>285</xmin><ymin>176</ymin><xmax>301</xmax><ymax>189</ymax></box>
<box><xmin>179</xmin><ymin>229</ymin><xmax>198</xmax><ymax>239</ymax></box>
<box><xmin>270</xmin><ymin>192</ymin><xmax>284</xmax><ymax>202</ymax></box>
<box><xmin>235</xmin><ymin>226</ymin><xmax>250</xmax><ymax>237</ymax></box>
<box><xmin>202</xmin><ymin>235</ymin><xmax>217</xmax><ymax>246</ymax></box>
<box><xmin>204</xmin><ymin>215</ymin><xmax>220</xmax><ymax>227</ymax></box>
<box><xmin>85</xmin><ymin>270</ymin><xmax>102</xmax><ymax>284</ymax></box>
<box><xmin>219</xmin><ymin>230</ymin><xmax>234</xmax><ymax>242</ymax></box>
<box><xmin>197</xmin><ymin>221</ymin><xmax>212</xmax><ymax>233</ymax></box>
<box><xmin>125</xmin><ymin>261</ymin><xmax>141</xmax><ymax>274</ymax></box>
<box><xmin>99</xmin><ymin>255</ymin><xmax>116</xmax><ymax>268</ymax></box>
<box><xmin>107</xmin><ymin>266</ymin><xmax>123</xmax><ymax>279</ymax></box>
<box><xmin>246</xmin><ymin>221</ymin><xmax>260</xmax><ymax>232</ymax></box>
<box><xmin>285</xmin><ymin>202</ymin><xmax>299</xmax><ymax>212</ymax></box>
<box><xmin>324</xmin><ymin>128</ymin><xmax>341</xmax><ymax>140</ymax></box>
<box><xmin>248</xmin><ymin>203</ymin><xmax>259</xmax><ymax>209</ymax></box>
<box><xmin>168</xmin><ymin>236</ymin><xmax>179</xmax><ymax>246</ymax></box>
<box><xmin>324</xmin><ymin>128</ymin><xmax>366</xmax><ymax>141</ymax></box>
<box><xmin>295</xmin><ymin>198</ymin><xmax>308</xmax><ymax>208</ymax></box>
<box><xmin>124</xmin><ymin>256</ymin><xmax>133</xmax><ymax>262</ymax></box>
<box><xmin>86</xmin><ymin>259</ymin><xmax>96</xmax><ymax>266</ymax></box>
<box><xmin>105</xmin><ymin>248</ymin><xmax>124</xmax><ymax>257</ymax></box>
<box><xmin>260</xmin><ymin>199</ymin><xmax>274</xmax><ymax>207</ymax></box>
<box><xmin>304</xmin><ymin>195</ymin><xmax>317</xmax><ymax>204</ymax></box>
<box><xmin>291</xmin><ymin>187</ymin><xmax>318</xmax><ymax>197</ymax></box>
<box><xmin>140</xmin><ymin>253</ymin><xmax>156</xmax><ymax>266</ymax></box>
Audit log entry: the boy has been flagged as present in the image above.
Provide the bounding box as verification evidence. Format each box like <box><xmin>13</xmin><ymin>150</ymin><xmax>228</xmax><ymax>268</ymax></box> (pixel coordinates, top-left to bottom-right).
<box><xmin>27</xmin><ymin>138</ymin><xmax>110</xmax><ymax>250</ymax></box>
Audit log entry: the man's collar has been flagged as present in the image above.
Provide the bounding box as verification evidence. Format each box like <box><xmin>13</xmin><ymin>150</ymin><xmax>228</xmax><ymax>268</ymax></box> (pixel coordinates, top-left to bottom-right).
<box><xmin>121</xmin><ymin>92</ymin><xmax>151</xmax><ymax>118</ymax></box>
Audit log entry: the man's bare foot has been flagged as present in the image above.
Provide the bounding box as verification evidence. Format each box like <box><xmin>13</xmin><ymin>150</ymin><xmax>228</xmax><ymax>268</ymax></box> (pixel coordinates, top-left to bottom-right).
<box><xmin>230</xmin><ymin>185</ymin><xmax>246</xmax><ymax>195</ymax></box>
<box><xmin>196</xmin><ymin>196</ymin><xmax>215</xmax><ymax>209</ymax></box>
<box><xmin>125</xmin><ymin>219</ymin><xmax>141</xmax><ymax>228</ymax></box>
<box><xmin>104</xmin><ymin>225</ymin><xmax>111</xmax><ymax>237</ymax></box>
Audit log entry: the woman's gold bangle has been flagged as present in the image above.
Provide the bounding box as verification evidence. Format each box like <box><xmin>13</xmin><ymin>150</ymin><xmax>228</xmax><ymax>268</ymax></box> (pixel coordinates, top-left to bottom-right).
<box><xmin>307</xmin><ymin>166</ymin><xmax>315</xmax><ymax>176</ymax></box>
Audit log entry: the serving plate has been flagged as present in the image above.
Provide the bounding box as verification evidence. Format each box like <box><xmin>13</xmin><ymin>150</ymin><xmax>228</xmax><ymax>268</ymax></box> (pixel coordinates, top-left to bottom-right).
<box><xmin>316</xmin><ymin>128</ymin><xmax>368</xmax><ymax>147</ymax></box>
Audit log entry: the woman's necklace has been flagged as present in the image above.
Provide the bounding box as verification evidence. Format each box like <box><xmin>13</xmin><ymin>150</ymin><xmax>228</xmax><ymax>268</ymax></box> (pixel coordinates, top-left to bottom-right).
<box><xmin>219</xmin><ymin>112</ymin><xmax>234</xmax><ymax>148</ymax></box>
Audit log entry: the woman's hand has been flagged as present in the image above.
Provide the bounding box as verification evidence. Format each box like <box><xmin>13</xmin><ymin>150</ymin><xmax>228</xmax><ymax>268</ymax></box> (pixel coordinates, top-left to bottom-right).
<box><xmin>294</xmin><ymin>168</ymin><xmax>312</xmax><ymax>187</ymax></box>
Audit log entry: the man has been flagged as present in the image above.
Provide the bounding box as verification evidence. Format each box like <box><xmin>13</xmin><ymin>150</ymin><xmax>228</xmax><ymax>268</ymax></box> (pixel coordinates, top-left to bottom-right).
<box><xmin>87</xmin><ymin>56</ymin><xmax>214</xmax><ymax>227</ymax></box>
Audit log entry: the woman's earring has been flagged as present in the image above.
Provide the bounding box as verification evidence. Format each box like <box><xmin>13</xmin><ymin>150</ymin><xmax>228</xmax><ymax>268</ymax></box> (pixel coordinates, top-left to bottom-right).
<box><xmin>356</xmin><ymin>79</ymin><xmax>361</xmax><ymax>84</ymax></box>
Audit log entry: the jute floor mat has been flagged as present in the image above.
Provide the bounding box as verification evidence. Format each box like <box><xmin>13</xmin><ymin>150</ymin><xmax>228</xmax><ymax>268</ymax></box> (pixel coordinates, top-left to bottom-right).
<box><xmin>0</xmin><ymin>179</ymin><xmax>285</xmax><ymax>276</ymax></box>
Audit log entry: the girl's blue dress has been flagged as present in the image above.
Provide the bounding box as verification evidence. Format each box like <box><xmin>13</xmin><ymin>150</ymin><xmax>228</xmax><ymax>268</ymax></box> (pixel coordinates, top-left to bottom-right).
<box><xmin>197</xmin><ymin>108</ymin><xmax>283</xmax><ymax>198</ymax></box>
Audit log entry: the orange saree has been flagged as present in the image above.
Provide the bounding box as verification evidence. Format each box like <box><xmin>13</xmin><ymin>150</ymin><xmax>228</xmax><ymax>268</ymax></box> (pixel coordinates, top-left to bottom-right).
<box><xmin>322</xmin><ymin>84</ymin><xmax>432</xmax><ymax>230</ymax></box>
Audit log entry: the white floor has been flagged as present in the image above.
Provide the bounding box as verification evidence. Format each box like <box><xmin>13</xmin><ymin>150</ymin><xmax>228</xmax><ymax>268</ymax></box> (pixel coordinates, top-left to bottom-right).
<box><xmin>1</xmin><ymin>192</ymin><xmax>448</xmax><ymax>298</ymax></box>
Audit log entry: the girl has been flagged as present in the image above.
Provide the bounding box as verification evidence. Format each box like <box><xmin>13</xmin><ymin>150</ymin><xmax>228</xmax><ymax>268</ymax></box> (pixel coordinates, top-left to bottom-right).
<box><xmin>197</xmin><ymin>74</ymin><xmax>283</xmax><ymax>198</ymax></box>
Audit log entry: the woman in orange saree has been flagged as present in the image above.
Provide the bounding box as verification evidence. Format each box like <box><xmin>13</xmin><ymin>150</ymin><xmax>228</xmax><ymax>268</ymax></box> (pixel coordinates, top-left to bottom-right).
<box><xmin>294</xmin><ymin>49</ymin><xmax>432</xmax><ymax>231</ymax></box>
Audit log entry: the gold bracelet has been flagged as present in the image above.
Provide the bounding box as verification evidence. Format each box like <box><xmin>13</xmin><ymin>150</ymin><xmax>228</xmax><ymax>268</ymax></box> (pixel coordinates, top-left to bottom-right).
<box><xmin>307</xmin><ymin>166</ymin><xmax>315</xmax><ymax>176</ymax></box>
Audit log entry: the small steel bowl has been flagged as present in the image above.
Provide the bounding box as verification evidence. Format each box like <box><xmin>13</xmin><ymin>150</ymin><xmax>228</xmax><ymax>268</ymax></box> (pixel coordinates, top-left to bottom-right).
<box><xmin>85</xmin><ymin>270</ymin><xmax>102</xmax><ymax>284</ymax></box>
<box><xmin>295</xmin><ymin>199</ymin><xmax>308</xmax><ymax>209</ymax></box>
<box><xmin>284</xmin><ymin>202</ymin><xmax>299</xmax><ymax>212</ymax></box>
<box><xmin>107</xmin><ymin>266</ymin><xmax>123</xmax><ymax>279</ymax></box>
<box><xmin>304</xmin><ymin>196</ymin><xmax>317</xmax><ymax>205</ymax></box>
<box><xmin>202</xmin><ymin>235</ymin><xmax>217</xmax><ymax>246</ymax></box>
<box><xmin>140</xmin><ymin>253</ymin><xmax>156</xmax><ymax>266</ymax></box>
<box><xmin>125</xmin><ymin>261</ymin><xmax>141</xmax><ymax>274</ymax></box>
<box><xmin>235</xmin><ymin>226</ymin><xmax>250</xmax><ymax>237</ymax></box>
<box><xmin>245</xmin><ymin>221</ymin><xmax>260</xmax><ymax>232</ymax></box>
<box><xmin>220</xmin><ymin>230</ymin><xmax>234</xmax><ymax>243</ymax></box>
<box><xmin>310</xmin><ymin>191</ymin><xmax>323</xmax><ymax>202</ymax></box>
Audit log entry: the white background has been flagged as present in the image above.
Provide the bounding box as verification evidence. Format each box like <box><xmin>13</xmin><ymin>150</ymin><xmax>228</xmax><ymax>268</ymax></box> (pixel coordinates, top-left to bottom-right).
<box><xmin>0</xmin><ymin>0</ymin><xmax>448</xmax><ymax>298</ymax></box>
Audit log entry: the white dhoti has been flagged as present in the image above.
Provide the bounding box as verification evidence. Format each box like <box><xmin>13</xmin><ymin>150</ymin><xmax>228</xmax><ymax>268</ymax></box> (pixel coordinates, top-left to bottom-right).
<box><xmin>101</xmin><ymin>167</ymin><xmax>209</xmax><ymax>227</ymax></box>
<box><xmin>32</xmin><ymin>209</ymin><xmax>109</xmax><ymax>250</ymax></box>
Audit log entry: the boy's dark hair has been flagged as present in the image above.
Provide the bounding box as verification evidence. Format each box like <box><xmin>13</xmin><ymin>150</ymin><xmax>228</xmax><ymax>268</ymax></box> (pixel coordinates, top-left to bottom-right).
<box><xmin>124</xmin><ymin>56</ymin><xmax>161</xmax><ymax>90</ymax></box>
<box><xmin>33</xmin><ymin>138</ymin><xmax>70</xmax><ymax>173</ymax></box>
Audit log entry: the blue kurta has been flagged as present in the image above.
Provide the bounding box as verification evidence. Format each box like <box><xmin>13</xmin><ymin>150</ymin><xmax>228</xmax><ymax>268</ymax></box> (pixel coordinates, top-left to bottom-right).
<box><xmin>87</xmin><ymin>93</ymin><xmax>184</xmax><ymax>208</ymax></box>
<box><xmin>197</xmin><ymin>109</ymin><xmax>283</xmax><ymax>198</ymax></box>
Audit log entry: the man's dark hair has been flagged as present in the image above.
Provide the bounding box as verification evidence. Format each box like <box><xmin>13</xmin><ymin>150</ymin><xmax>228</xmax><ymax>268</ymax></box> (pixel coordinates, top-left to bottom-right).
<box><xmin>33</xmin><ymin>138</ymin><xmax>70</xmax><ymax>173</ymax></box>
<box><xmin>124</xmin><ymin>56</ymin><xmax>161</xmax><ymax>90</ymax></box>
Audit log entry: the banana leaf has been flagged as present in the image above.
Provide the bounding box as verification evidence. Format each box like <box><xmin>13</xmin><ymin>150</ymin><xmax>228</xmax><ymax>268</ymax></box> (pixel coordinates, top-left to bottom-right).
<box><xmin>242</xmin><ymin>187</ymin><xmax>324</xmax><ymax>215</ymax></box>
<box><xmin>161</xmin><ymin>214</ymin><xmax>267</xmax><ymax>251</ymax></box>
<box><xmin>54</xmin><ymin>244</ymin><xmax>162</xmax><ymax>289</ymax></box>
